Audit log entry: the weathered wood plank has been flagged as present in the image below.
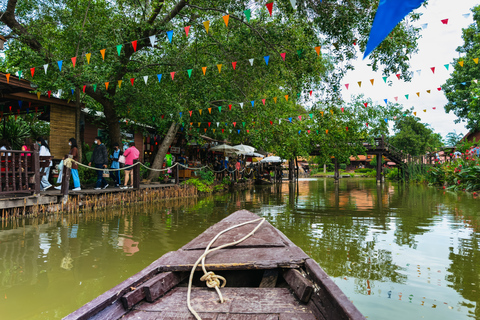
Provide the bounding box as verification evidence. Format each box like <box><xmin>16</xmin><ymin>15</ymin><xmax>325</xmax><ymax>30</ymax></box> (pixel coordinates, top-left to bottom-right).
<box><xmin>143</xmin><ymin>272</ymin><xmax>186</xmax><ymax>302</ymax></box>
<box><xmin>216</xmin><ymin>315</ymin><xmax>278</xmax><ymax>320</ymax></box>
<box><xmin>259</xmin><ymin>269</ymin><xmax>279</xmax><ymax>288</ymax></box>
<box><xmin>283</xmin><ymin>269</ymin><xmax>314</xmax><ymax>303</ymax></box>
<box><xmin>278</xmin><ymin>314</ymin><xmax>316</xmax><ymax>320</ymax></box>
<box><xmin>121</xmin><ymin>287</ymin><xmax>146</xmax><ymax>310</ymax></box>
<box><xmin>305</xmin><ymin>258</ymin><xmax>366</xmax><ymax>320</ymax></box>
<box><xmin>123</xmin><ymin>310</ymin><xmax>218</xmax><ymax>320</ymax></box>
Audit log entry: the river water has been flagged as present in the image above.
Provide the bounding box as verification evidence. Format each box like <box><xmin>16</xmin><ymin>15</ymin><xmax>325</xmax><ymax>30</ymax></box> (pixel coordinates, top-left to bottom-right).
<box><xmin>1</xmin><ymin>178</ymin><xmax>479</xmax><ymax>320</ymax></box>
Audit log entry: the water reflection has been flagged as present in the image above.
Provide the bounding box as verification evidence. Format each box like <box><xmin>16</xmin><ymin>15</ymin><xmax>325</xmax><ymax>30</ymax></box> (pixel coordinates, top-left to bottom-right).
<box><xmin>1</xmin><ymin>179</ymin><xmax>480</xmax><ymax>319</ymax></box>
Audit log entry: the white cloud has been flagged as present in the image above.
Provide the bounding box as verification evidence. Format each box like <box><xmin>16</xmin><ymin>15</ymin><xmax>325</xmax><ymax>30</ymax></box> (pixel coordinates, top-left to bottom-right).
<box><xmin>342</xmin><ymin>0</ymin><xmax>478</xmax><ymax>139</ymax></box>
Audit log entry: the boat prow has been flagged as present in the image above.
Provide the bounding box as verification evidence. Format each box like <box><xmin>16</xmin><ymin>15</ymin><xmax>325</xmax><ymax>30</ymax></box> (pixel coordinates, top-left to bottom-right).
<box><xmin>64</xmin><ymin>210</ymin><xmax>365</xmax><ymax>320</ymax></box>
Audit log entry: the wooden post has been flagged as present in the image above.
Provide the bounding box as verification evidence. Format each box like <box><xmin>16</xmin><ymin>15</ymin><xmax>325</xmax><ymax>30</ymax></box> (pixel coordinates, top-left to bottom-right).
<box><xmin>61</xmin><ymin>166</ymin><xmax>71</xmax><ymax>196</ymax></box>
<box><xmin>288</xmin><ymin>158</ymin><xmax>294</xmax><ymax>181</ymax></box>
<box><xmin>376</xmin><ymin>152</ymin><xmax>383</xmax><ymax>183</ymax></box>
<box><xmin>295</xmin><ymin>157</ymin><xmax>299</xmax><ymax>179</ymax></box>
<box><xmin>133</xmin><ymin>160</ymin><xmax>140</xmax><ymax>189</ymax></box>
<box><xmin>334</xmin><ymin>158</ymin><xmax>340</xmax><ymax>182</ymax></box>
<box><xmin>175</xmin><ymin>164</ymin><xmax>179</xmax><ymax>185</ymax></box>
<box><xmin>33</xmin><ymin>144</ymin><xmax>40</xmax><ymax>194</ymax></box>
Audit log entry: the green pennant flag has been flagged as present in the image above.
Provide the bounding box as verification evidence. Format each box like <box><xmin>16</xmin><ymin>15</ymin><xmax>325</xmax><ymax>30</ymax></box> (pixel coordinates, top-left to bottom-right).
<box><xmin>297</xmin><ymin>49</ymin><xmax>303</xmax><ymax>58</ymax></box>
<box><xmin>242</xmin><ymin>122</ymin><xmax>245</xmax><ymax>127</ymax></box>
<box><xmin>309</xmin><ymin>113</ymin><xmax>313</xmax><ymax>119</ymax></box>
<box><xmin>197</xmin><ymin>128</ymin><xmax>200</xmax><ymax>132</ymax></box>
<box><xmin>382</xmin><ymin>76</ymin><xmax>387</xmax><ymax>83</ymax></box>
<box><xmin>405</xmin><ymin>94</ymin><xmax>409</xmax><ymax>100</ymax></box>
<box><xmin>297</xmin><ymin>93</ymin><xmax>300</xmax><ymax>98</ymax></box>
<box><xmin>316</xmin><ymin>130</ymin><xmax>319</xmax><ymax>134</ymax></box>
<box><xmin>18</xmin><ymin>70</ymin><xmax>22</xmax><ymax>79</ymax></box>
<box><xmin>244</xmin><ymin>9</ymin><xmax>251</xmax><ymax>23</ymax></box>
<box><xmin>187</xmin><ymin>69</ymin><xmax>193</xmax><ymax>78</ymax></box>
<box><xmin>93</xmin><ymin>84</ymin><xmax>97</xmax><ymax>92</ymax></box>
<box><xmin>153</xmin><ymin>117</ymin><xmax>156</xmax><ymax>121</ymax></box>
<box><xmin>444</xmin><ymin>64</ymin><xmax>449</xmax><ymax>70</ymax></box>
<box><xmin>218</xmin><ymin>106</ymin><xmax>222</xmax><ymax>112</ymax></box>
<box><xmin>182</xmin><ymin>122</ymin><xmax>185</xmax><ymax>126</ymax></box>
<box><xmin>116</xmin><ymin>45</ymin><xmax>122</xmax><ymax>56</ymax></box>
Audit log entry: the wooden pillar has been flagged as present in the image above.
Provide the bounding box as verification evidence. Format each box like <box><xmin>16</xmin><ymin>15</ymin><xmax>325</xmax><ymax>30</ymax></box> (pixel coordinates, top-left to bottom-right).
<box><xmin>133</xmin><ymin>160</ymin><xmax>140</xmax><ymax>189</ymax></box>
<box><xmin>61</xmin><ymin>165</ymin><xmax>71</xmax><ymax>196</ymax></box>
<box><xmin>334</xmin><ymin>158</ymin><xmax>340</xmax><ymax>182</ymax></box>
<box><xmin>295</xmin><ymin>157</ymin><xmax>299</xmax><ymax>179</ymax></box>
<box><xmin>33</xmin><ymin>144</ymin><xmax>40</xmax><ymax>195</ymax></box>
<box><xmin>376</xmin><ymin>152</ymin><xmax>383</xmax><ymax>183</ymax></box>
<box><xmin>288</xmin><ymin>158</ymin><xmax>294</xmax><ymax>181</ymax></box>
<box><xmin>175</xmin><ymin>164</ymin><xmax>179</xmax><ymax>185</ymax></box>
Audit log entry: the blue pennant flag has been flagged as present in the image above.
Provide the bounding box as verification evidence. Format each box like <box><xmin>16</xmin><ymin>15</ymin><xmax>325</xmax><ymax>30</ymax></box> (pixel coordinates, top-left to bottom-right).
<box><xmin>384</xmin><ymin>118</ymin><xmax>388</xmax><ymax>123</ymax></box>
<box><xmin>289</xmin><ymin>117</ymin><xmax>292</xmax><ymax>123</ymax></box>
<box><xmin>58</xmin><ymin>60</ymin><xmax>63</xmax><ymax>71</ymax></box>
<box><xmin>179</xmin><ymin>112</ymin><xmax>182</xmax><ymax>117</ymax></box>
<box><xmin>157</xmin><ymin>74</ymin><xmax>162</xmax><ymax>82</ymax></box>
<box><xmin>264</xmin><ymin>55</ymin><xmax>270</xmax><ymax>65</ymax></box>
<box><xmin>166</xmin><ymin>30</ymin><xmax>173</xmax><ymax>43</ymax></box>
<box><xmin>27</xmin><ymin>108</ymin><xmax>30</xmax><ymax>114</ymax></box>
<box><xmin>251</xmin><ymin>101</ymin><xmax>255</xmax><ymax>107</ymax></box>
<box><xmin>384</xmin><ymin>99</ymin><xmax>388</xmax><ymax>104</ymax></box>
<box><xmin>71</xmin><ymin>89</ymin><xmax>74</xmax><ymax>95</ymax></box>
<box><xmin>181</xmin><ymin>127</ymin><xmax>184</xmax><ymax>131</ymax></box>
<box><xmin>461</xmin><ymin>82</ymin><xmax>467</xmax><ymax>85</ymax></box>
<box><xmin>298</xmin><ymin>130</ymin><xmax>301</xmax><ymax>134</ymax></box>
<box><xmin>237</xmin><ymin>130</ymin><xmax>240</xmax><ymax>134</ymax></box>
<box><xmin>18</xmin><ymin>101</ymin><xmax>23</xmax><ymax>107</ymax></box>
<box><xmin>364</xmin><ymin>0</ymin><xmax>426</xmax><ymax>58</ymax></box>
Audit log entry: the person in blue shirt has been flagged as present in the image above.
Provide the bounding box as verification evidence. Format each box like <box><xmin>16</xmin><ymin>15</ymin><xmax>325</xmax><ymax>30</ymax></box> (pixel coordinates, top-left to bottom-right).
<box><xmin>110</xmin><ymin>143</ymin><xmax>122</xmax><ymax>187</ymax></box>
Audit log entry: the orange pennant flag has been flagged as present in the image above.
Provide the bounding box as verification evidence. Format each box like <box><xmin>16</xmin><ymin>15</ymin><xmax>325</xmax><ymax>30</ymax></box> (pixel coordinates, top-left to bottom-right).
<box><xmin>208</xmin><ymin>108</ymin><xmax>211</xmax><ymax>114</ymax></box>
<box><xmin>320</xmin><ymin>111</ymin><xmax>324</xmax><ymax>117</ymax></box>
<box><xmin>370</xmin><ymin>79</ymin><xmax>374</xmax><ymax>85</ymax></box>
<box><xmin>71</xmin><ymin>57</ymin><xmax>77</xmax><ymax>68</ymax></box>
<box><xmin>85</xmin><ymin>53</ymin><xmax>91</xmax><ymax>64</ymax></box>
<box><xmin>131</xmin><ymin>40</ymin><xmax>137</xmax><ymax>52</ymax></box>
<box><xmin>315</xmin><ymin>46</ymin><xmax>321</xmax><ymax>56</ymax></box>
<box><xmin>217</xmin><ymin>64</ymin><xmax>222</xmax><ymax>73</ymax></box>
<box><xmin>459</xmin><ymin>60</ymin><xmax>464</xmax><ymax>67</ymax></box>
<box><xmin>474</xmin><ymin>58</ymin><xmax>479</xmax><ymax>64</ymax></box>
<box><xmin>203</xmin><ymin>21</ymin><xmax>210</xmax><ymax>33</ymax></box>
<box><xmin>416</xmin><ymin>92</ymin><xmax>420</xmax><ymax>97</ymax></box>
<box><xmin>284</xmin><ymin>95</ymin><xmax>289</xmax><ymax>101</ymax></box>
<box><xmin>105</xmin><ymin>82</ymin><xmax>109</xmax><ymax>90</ymax></box>
<box><xmin>171</xmin><ymin>71</ymin><xmax>175</xmax><ymax>80</ymax></box>
<box><xmin>100</xmin><ymin>49</ymin><xmax>106</xmax><ymax>60</ymax></box>
<box><xmin>30</xmin><ymin>67</ymin><xmax>35</xmax><ymax>78</ymax></box>
<box><xmin>223</xmin><ymin>15</ymin><xmax>230</xmax><ymax>27</ymax></box>
<box><xmin>118</xmin><ymin>80</ymin><xmax>122</xmax><ymax>88</ymax></box>
<box><xmin>358</xmin><ymin>81</ymin><xmax>362</xmax><ymax>88</ymax></box>
<box><xmin>204</xmin><ymin>128</ymin><xmax>207</xmax><ymax>133</ymax></box>
<box><xmin>202</xmin><ymin>67</ymin><xmax>207</xmax><ymax>75</ymax></box>
<box><xmin>326</xmin><ymin>129</ymin><xmax>328</xmax><ymax>134</ymax></box>
<box><xmin>273</xmin><ymin>97</ymin><xmax>277</xmax><ymax>103</ymax></box>
<box><xmin>5</xmin><ymin>74</ymin><xmax>10</xmax><ymax>83</ymax></box>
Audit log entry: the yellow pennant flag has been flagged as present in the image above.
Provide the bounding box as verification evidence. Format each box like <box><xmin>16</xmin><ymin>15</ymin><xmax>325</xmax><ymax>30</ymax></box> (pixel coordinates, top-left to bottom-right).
<box><xmin>85</xmin><ymin>53</ymin><xmax>91</xmax><ymax>64</ymax></box>
<box><xmin>459</xmin><ymin>60</ymin><xmax>464</xmax><ymax>67</ymax></box>
<box><xmin>198</xmin><ymin>122</ymin><xmax>201</xmax><ymax>127</ymax></box>
<box><xmin>273</xmin><ymin>97</ymin><xmax>277</xmax><ymax>103</ymax></box>
<box><xmin>320</xmin><ymin>111</ymin><xmax>324</xmax><ymax>117</ymax></box>
<box><xmin>474</xmin><ymin>58</ymin><xmax>479</xmax><ymax>64</ymax></box>
<box><xmin>208</xmin><ymin>108</ymin><xmax>211</xmax><ymax>114</ymax></box>
<box><xmin>423</xmin><ymin>109</ymin><xmax>426</xmax><ymax>112</ymax></box>
<box><xmin>105</xmin><ymin>82</ymin><xmax>109</xmax><ymax>90</ymax></box>
<box><xmin>413</xmin><ymin>112</ymin><xmax>417</xmax><ymax>116</ymax></box>
<box><xmin>223</xmin><ymin>15</ymin><xmax>230</xmax><ymax>27</ymax></box>
<box><xmin>100</xmin><ymin>49</ymin><xmax>106</xmax><ymax>60</ymax></box>
<box><xmin>217</xmin><ymin>64</ymin><xmax>222</xmax><ymax>73</ymax></box>
<box><xmin>416</xmin><ymin>92</ymin><xmax>420</xmax><ymax>97</ymax></box>
<box><xmin>203</xmin><ymin>21</ymin><xmax>210</xmax><ymax>33</ymax></box>
<box><xmin>118</xmin><ymin>80</ymin><xmax>122</xmax><ymax>88</ymax></box>
<box><xmin>199</xmin><ymin>109</ymin><xmax>202</xmax><ymax>115</ymax></box>
<box><xmin>426</xmin><ymin>89</ymin><xmax>431</xmax><ymax>93</ymax></box>
<box><xmin>37</xmin><ymin>92</ymin><xmax>41</xmax><ymax>99</ymax></box>
<box><xmin>358</xmin><ymin>81</ymin><xmax>362</xmax><ymax>88</ymax></box>
<box><xmin>284</xmin><ymin>95</ymin><xmax>289</xmax><ymax>101</ymax></box>
<box><xmin>202</xmin><ymin>67</ymin><xmax>207</xmax><ymax>75</ymax></box>
<box><xmin>330</xmin><ymin>109</ymin><xmax>334</xmax><ymax>115</ymax></box>
<box><xmin>370</xmin><ymin>79</ymin><xmax>374</xmax><ymax>85</ymax></box>
<box><xmin>213</xmin><ymin>129</ymin><xmax>216</xmax><ymax>133</ymax></box>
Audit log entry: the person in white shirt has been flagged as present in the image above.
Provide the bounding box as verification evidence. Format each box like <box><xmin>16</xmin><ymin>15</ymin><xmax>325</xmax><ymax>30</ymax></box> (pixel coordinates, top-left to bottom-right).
<box><xmin>36</xmin><ymin>137</ymin><xmax>53</xmax><ymax>191</ymax></box>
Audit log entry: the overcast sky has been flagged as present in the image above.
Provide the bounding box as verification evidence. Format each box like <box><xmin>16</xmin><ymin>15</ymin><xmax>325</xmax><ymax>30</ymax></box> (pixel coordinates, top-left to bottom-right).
<box><xmin>341</xmin><ymin>0</ymin><xmax>478</xmax><ymax>139</ymax></box>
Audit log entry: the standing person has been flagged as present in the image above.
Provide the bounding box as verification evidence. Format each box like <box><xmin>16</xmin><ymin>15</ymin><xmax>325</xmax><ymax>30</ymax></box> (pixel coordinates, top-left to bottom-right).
<box><xmin>88</xmin><ymin>136</ymin><xmax>109</xmax><ymax>190</ymax></box>
<box><xmin>55</xmin><ymin>138</ymin><xmax>81</xmax><ymax>191</ymax></box>
<box><xmin>21</xmin><ymin>138</ymin><xmax>33</xmax><ymax>156</ymax></box>
<box><xmin>235</xmin><ymin>158</ymin><xmax>241</xmax><ymax>181</ymax></box>
<box><xmin>0</xmin><ymin>139</ymin><xmax>11</xmax><ymax>156</ymax></box>
<box><xmin>121</xmin><ymin>142</ymin><xmax>139</xmax><ymax>189</ymax></box>
<box><xmin>36</xmin><ymin>137</ymin><xmax>53</xmax><ymax>191</ymax></box>
<box><xmin>110</xmin><ymin>143</ymin><xmax>122</xmax><ymax>187</ymax></box>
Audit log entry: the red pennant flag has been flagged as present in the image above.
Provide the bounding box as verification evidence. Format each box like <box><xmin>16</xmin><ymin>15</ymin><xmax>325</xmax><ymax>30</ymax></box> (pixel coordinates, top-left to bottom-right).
<box><xmin>346</xmin><ymin>126</ymin><xmax>348</xmax><ymax>131</ymax></box>
<box><xmin>232</xmin><ymin>61</ymin><xmax>237</xmax><ymax>70</ymax></box>
<box><xmin>364</xmin><ymin>102</ymin><xmax>368</xmax><ymax>108</ymax></box>
<box><xmin>30</xmin><ymin>67</ymin><xmax>35</xmax><ymax>78</ymax></box>
<box><xmin>431</xmin><ymin>67</ymin><xmax>435</xmax><ymax>74</ymax></box>
<box><xmin>189</xmin><ymin>111</ymin><xmax>193</xmax><ymax>116</ymax></box>
<box><xmin>222</xmin><ymin>129</ymin><xmax>224</xmax><ymax>133</ymax></box>
<box><xmin>247</xmin><ymin>130</ymin><xmax>249</xmax><ymax>133</ymax></box>
<box><xmin>170</xmin><ymin>72</ymin><xmax>175</xmax><ymax>80</ymax></box>
<box><xmin>270</xmin><ymin>121</ymin><xmax>273</xmax><ymax>125</ymax></box>
<box><xmin>309</xmin><ymin>90</ymin><xmax>313</xmax><ymax>96</ymax></box>
<box><xmin>308</xmin><ymin>130</ymin><xmax>311</xmax><ymax>134</ymax></box>
<box><xmin>48</xmin><ymin>90</ymin><xmax>51</xmax><ymax>98</ymax></box>
<box><xmin>184</xmin><ymin>26</ymin><xmax>191</xmax><ymax>37</ymax></box>
<box><xmin>132</xmin><ymin>40</ymin><xmax>138</xmax><ymax>51</ymax></box>
<box><xmin>437</xmin><ymin>87</ymin><xmax>442</xmax><ymax>91</ymax></box>
<box><xmin>298</xmin><ymin>115</ymin><xmax>302</xmax><ymax>121</ymax></box>
<box><xmin>345</xmin><ymin>84</ymin><xmax>349</xmax><ymax>90</ymax></box>
<box><xmin>83</xmin><ymin>85</ymin><xmax>86</xmax><ymax>93</ymax></box>
<box><xmin>396</xmin><ymin>74</ymin><xmax>401</xmax><ymax>80</ymax></box>
<box><xmin>266</xmin><ymin>2</ymin><xmax>273</xmax><ymax>16</ymax></box>
<box><xmin>366</xmin><ymin>123</ymin><xmax>368</xmax><ymax>127</ymax></box>
<box><xmin>441</xmin><ymin>19</ymin><xmax>448</xmax><ymax>25</ymax></box>
<box><xmin>130</xmin><ymin>78</ymin><xmax>135</xmax><ymax>86</ymax></box>
<box><xmin>229</xmin><ymin>104</ymin><xmax>232</xmax><ymax>110</ymax></box>
<box><xmin>433</xmin><ymin>107</ymin><xmax>436</xmax><ymax>110</ymax></box>
<box><xmin>262</xmin><ymin>99</ymin><xmax>266</xmax><ymax>105</ymax></box>
<box><xmin>394</xmin><ymin>97</ymin><xmax>398</xmax><ymax>101</ymax></box>
<box><xmin>161</xmin><ymin>115</ymin><xmax>164</xmax><ymax>119</ymax></box>
<box><xmin>280</xmin><ymin>52</ymin><xmax>286</xmax><ymax>61</ymax></box>
<box><xmin>208</xmin><ymin>122</ymin><xmax>211</xmax><ymax>127</ymax></box>
<box><xmin>71</xmin><ymin>57</ymin><xmax>77</xmax><ymax>68</ymax></box>
<box><xmin>233</xmin><ymin>122</ymin><xmax>237</xmax><ymax>127</ymax></box>
<box><xmin>341</xmin><ymin>107</ymin><xmax>344</xmax><ymax>113</ymax></box>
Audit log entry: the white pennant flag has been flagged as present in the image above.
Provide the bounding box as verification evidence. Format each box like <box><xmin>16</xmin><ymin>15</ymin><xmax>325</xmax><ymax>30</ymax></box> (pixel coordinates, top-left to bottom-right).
<box><xmin>57</xmin><ymin>89</ymin><xmax>63</xmax><ymax>97</ymax></box>
<box><xmin>249</xmin><ymin>59</ymin><xmax>254</xmax><ymax>66</ymax></box>
<box><xmin>149</xmin><ymin>35</ymin><xmax>156</xmax><ymax>47</ymax></box>
<box><xmin>416</xmin><ymin>69</ymin><xmax>421</xmax><ymax>76</ymax></box>
<box><xmin>290</xmin><ymin>0</ymin><xmax>296</xmax><ymax>9</ymax></box>
<box><xmin>462</xmin><ymin>13</ymin><xmax>471</xmax><ymax>19</ymax></box>
<box><xmin>279</xmin><ymin>119</ymin><xmax>281</xmax><ymax>124</ymax></box>
<box><xmin>474</xmin><ymin>79</ymin><xmax>478</xmax><ymax>84</ymax></box>
<box><xmin>216</xmin><ymin>122</ymin><xmax>219</xmax><ymax>127</ymax></box>
<box><xmin>229</xmin><ymin>129</ymin><xmax>232</xmax><ymax>133</ymax></box>
<box><xmin>170</xmin><ymin>114</ymin><xmax>173</xmax><ymax>118</ymax></box>
<box><xmin>143</xmin><ymin>76</ymin><xmax>148</xmax><ymax>84</ymax></box>
<box><xmin>239</xmin><ymin>102</ymin><xmax>244</xmax><ymax>109</ymax></box>
<box><xmin>43</xmin><ymin>64</ymin><xmax>48</xmax><ymax>74</ymax></box>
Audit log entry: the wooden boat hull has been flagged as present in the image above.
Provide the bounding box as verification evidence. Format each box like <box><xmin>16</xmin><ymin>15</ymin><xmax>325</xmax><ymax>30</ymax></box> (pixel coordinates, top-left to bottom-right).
<box><xmin>255</xmin><ymin>179</ymin><xmax>273</xmax><ymax>185</ymax></box>
<box><xmin>64</xmin><ymin>210</ymin><xmax>365</xmax><ymax>320</ymax></box>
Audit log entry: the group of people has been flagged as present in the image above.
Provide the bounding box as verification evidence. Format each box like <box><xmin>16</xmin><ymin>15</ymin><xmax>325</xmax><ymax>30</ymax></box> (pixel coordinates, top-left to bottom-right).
<box><xmin>467</xmin><ymin>144</ymin><xmax>480</xmax><ymax>157</ymax></box>
<box><xmin>213</xmin><ymin>156</ymin><xmax>243</xmax><ymax>180</ymax></box>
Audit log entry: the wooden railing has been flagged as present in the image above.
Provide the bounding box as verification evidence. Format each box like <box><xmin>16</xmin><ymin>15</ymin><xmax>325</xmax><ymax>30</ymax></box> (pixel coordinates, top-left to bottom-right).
<box><xmin>0</xmin><ymin>144</ymin><xmax>52</xmax><ymax>196</ymax></box>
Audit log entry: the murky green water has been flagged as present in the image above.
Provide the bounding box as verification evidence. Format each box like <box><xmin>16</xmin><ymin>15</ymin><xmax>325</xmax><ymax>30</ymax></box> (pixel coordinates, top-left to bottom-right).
<box><xmin>1</xmin><ymin>178</ymin><xmax>480</xmax><ymax>320</ymax></box>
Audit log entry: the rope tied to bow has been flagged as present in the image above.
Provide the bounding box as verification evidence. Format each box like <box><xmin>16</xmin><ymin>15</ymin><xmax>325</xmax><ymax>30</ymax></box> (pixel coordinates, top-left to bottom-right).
<box><xmin>200</xmin><ymin>271</ymin><xmax>227</xmax><ymax>303</ymax></box>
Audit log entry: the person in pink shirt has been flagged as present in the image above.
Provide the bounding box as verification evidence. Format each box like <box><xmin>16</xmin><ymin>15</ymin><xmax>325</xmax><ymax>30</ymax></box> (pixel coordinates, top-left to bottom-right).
<box><xmin>121</xmin><ymin>142</ymin><xmax>139</xmax><ymax>189</ymax></box>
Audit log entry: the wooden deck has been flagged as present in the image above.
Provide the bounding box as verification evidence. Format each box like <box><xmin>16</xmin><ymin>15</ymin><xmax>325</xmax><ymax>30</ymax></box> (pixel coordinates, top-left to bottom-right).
<box><xmin>64</xmin><ymin>210</ymin><xmax>365</xmax><ymax>320</ymax></box>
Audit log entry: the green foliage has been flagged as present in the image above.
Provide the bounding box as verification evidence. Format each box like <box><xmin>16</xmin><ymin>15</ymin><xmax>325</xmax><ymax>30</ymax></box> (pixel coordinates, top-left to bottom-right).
<box><xmin>426</xmin><ymin>156</ymin><xmax>480</xmax><ymax>191</ymax></box>
<box><xmin>181</xmin><ymin>178</ymin><xmax>213</xmax><ymax>193</ymax></box>
<box><xmin>385</xmin><ymin>167</ymin><xmax>399</xmax><ymax>181</ymax></box>
<box><xmin>0</xmin><ymin>116</ymin><xmax>31</xmax><ymax>149</ymax></box>
<box><xmin>456</xmin><ymin>139</ymin><xmax>477</xmax><ymax>154</ymax></box>
<box><xmin>140</xmin><ymin>162</ymin><xmax>151</xmax><ymax>179</ymax></box>
<box><xmin>78</xmin><ymin>164</ymin><xmax>96</xmax><ymax>185</ymax></box>
<box><xmin>388</xmin><ymin>115</ymin><xmax>444</xmax><ymax>156</ymax></box>
<box><xmin>443</xmin><ymin>6</ymin><xmax>480</xmax><ymax>130</ymax></box>
<box><xmin>198</xmin><ymin>169</ymin><xmax>215</xmax><ymax>185</ymax></box>
<box><xmin>445</xmin><ymin>131</ymin><xmax>464</xmax><ymax>147</ymax></box>
<box><xmin>222</xmin><ymin>177</ymin><xmax>232</xmax><ymax>185</ymax></box>
<box><xmin>355</xmin><ymin>168</ymin><xmax>376</xmax><ymax>177</ymax></box>
<box><xmin>339</xmin><ymin>163</ymin><xmax>347</xmax><ymax>170</ymax></box>
<box><xmin>82</xmin><ymin>143</ymin><xmax>93</xmax><ymax>163</ymax></box>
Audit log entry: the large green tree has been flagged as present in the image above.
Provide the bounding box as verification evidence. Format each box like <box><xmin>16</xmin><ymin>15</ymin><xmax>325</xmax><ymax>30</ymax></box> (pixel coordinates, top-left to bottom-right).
<box><xmin>1</xmin><ymin>0</ymin><xmax>423</xmax><ymax>179</ymax></box>
<box><xmin>443</xmin><ymin>5</ymin><xmax>480</xmax><ymax>131</ymax></box>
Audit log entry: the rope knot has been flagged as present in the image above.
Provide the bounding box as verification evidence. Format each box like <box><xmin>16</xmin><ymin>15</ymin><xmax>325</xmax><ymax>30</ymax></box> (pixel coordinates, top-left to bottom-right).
<box><xmin>200</xmin><ymin>271</ymin><xmax>226</xmax><ymax>289</ymax></box>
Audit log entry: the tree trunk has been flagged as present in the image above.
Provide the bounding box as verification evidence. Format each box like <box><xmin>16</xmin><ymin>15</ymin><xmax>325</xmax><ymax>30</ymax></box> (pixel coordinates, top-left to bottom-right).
<box><xmin>147</xmin><ymin>122</ymin><xmax>179</xmax><ymax>181</ymax></box>
<box><xmin>102</xmin><ymin>101</ymin><xmax>122</xmax><ymax>146</ymax></box>
<box><xmin>74</xmin><ymin>88</ymin><xmax>82</xmax><ymax>161</ymax></box>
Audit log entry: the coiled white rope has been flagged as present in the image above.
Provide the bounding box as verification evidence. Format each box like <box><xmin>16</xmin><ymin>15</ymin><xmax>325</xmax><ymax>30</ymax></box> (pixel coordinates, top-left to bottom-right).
<box><xmin>187</xmin><ymin>217</ymin><xmax>266</xmax><ymax>320</ymax></box>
